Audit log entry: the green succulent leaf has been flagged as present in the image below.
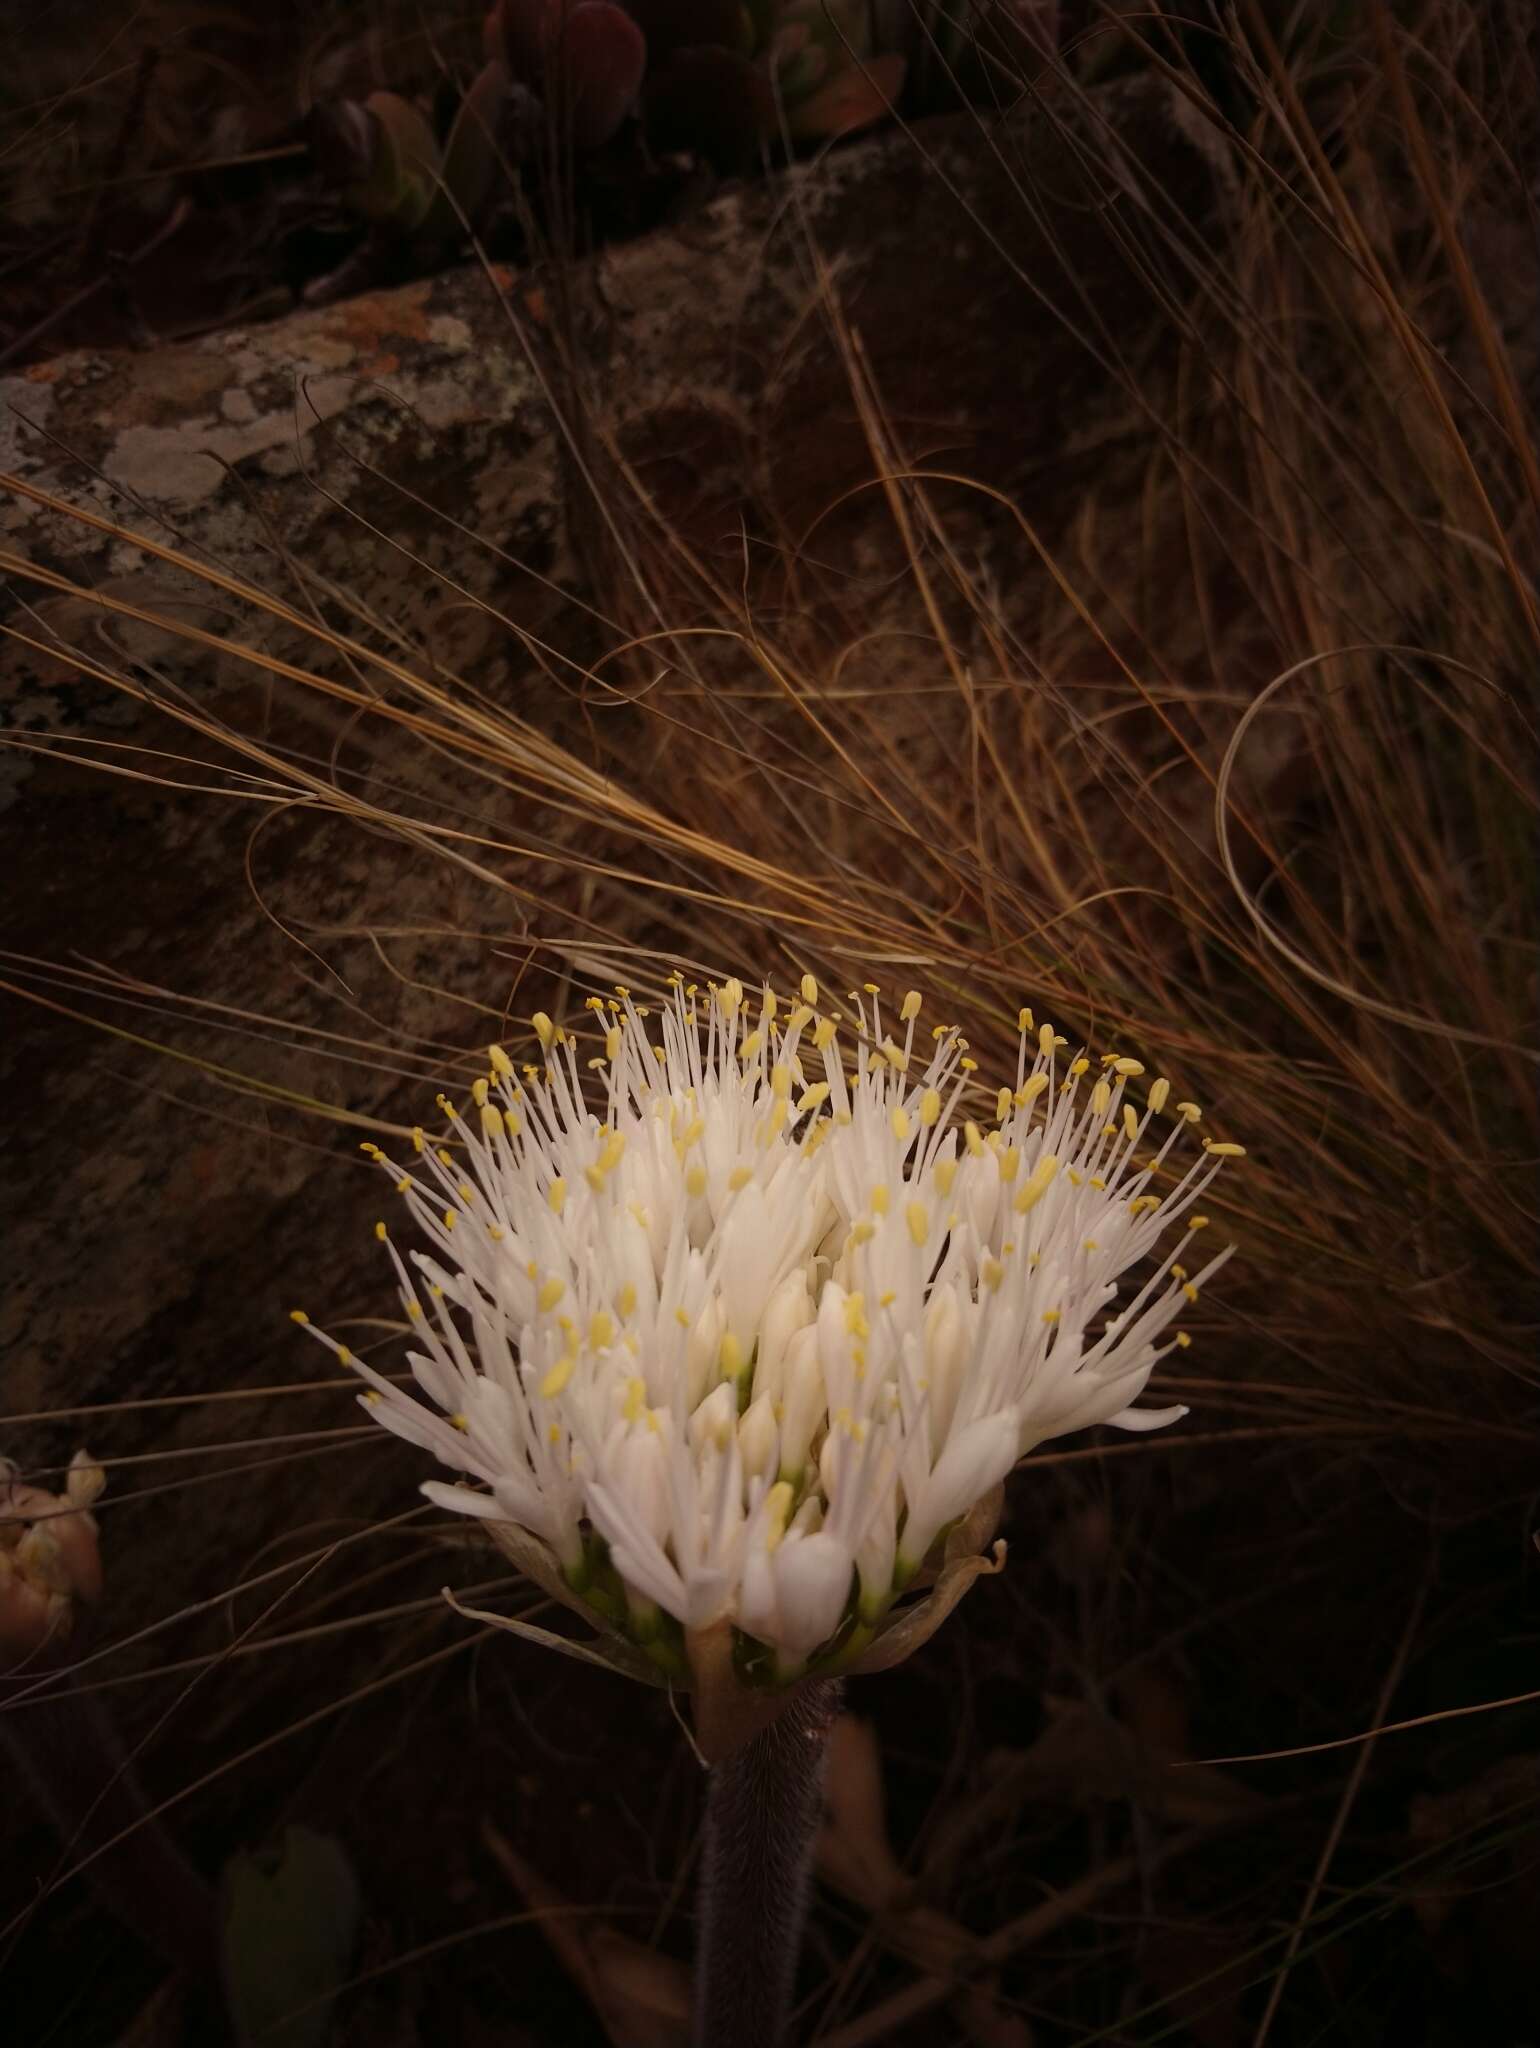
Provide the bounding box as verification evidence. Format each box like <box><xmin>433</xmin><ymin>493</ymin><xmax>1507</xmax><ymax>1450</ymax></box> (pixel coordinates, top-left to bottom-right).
<box><xmin>221</xmin><ymin>1826</ymin><xmax>362</xmax><ymax>2048</ymax></box>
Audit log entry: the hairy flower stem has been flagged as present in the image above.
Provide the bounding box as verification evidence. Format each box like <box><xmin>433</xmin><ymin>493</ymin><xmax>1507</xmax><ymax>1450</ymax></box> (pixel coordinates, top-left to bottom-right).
<box><xmin>693</xmin><ymin>1678</ymin><xmax>842</xmax><ymax>2048</ymax></box>
<box><xmin>2</xmin><ymin>1661</ymin><xmax>219</xmax><ymax>1980</ymax></box>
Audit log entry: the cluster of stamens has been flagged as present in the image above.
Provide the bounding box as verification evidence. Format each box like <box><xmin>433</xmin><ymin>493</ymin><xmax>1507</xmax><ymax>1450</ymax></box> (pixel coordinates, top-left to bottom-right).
<box><xmin>294</xmin><ymin>975</ymin><xmax>1243</xmax><ymax>1678</ymax></box>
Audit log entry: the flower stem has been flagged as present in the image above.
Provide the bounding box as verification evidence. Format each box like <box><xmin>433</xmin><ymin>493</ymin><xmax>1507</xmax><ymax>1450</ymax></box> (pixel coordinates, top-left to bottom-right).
<box><xmin>693</xmin><ymin>1677</ymin><xmax>841</xmax><ymax>2048</ymax></box>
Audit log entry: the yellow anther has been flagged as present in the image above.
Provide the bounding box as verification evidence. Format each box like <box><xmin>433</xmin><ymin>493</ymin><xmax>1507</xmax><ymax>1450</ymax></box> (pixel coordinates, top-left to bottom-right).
<box><xmin>1187</xmin><ymin>1214</ymin><xmax>1210</xmax><ymax>1231</ymax></box>
<box><xmin>998</xmin><ymin>1146</ymin><xmax>1021</xmax><ymax>1182</ymax></box>
<box><xmin>863</xmin><ymin>981</ymin><xmax>880</xmax><ymax>995</ymax></box>
<box><xmin>1038</xmin><ymin>1023</ymin><xmax>1056</xmax><ymax>1057</ymax></box>
<box><xmin>843</xmin><ymin>1293</ymin><xmax>870</xmax><ymax>1339</ymax></box>
<box><xmin>900</xmin><ymin>989</ymin><xmax>922</xmax><ymax>1022</ymax></box>
<box><xmin>583</xmin><ymin>1165</ymin><xmax>607</xmax><ymax>1193</ymax></box>
<box><xmin>605</xmin><ymin>1025</ymin><xmax>622</xmax><ymax>1062</ymax></box>
<box><xmin>540</xmin><ymin>1355</ymin><xmax>575</xmax><ymax>1399</ymax></box>
<box><xmin>882</xmin><ymin>1039</ymin><xmax>909</xmax><ymax>1073</ymax></box>
<box><xmin>1068</xmin><ymin>1057</ymin><xmax>1090</xmax><ymax>1078</ymax></box>
<box><xmin>960</xmin><ymin>1056</ymin><xmax>978</xmax><ymax>1073</ymax></box>
<box><xmin>849</xmin><ymin>1218</ymin><xmax>876</xmax><ymax>1247</ymax></box>
<box><xmin>533</xmin><ymin>1012</ymin><xmax>555</xmax><ymax>1049</ymax></box>
<box><xmin>787</xmin><ymin>1004</ymin><xmax>813</xmax><ymax>1035</ymax></box>
<box><xmin>771</xmin><ymin>1064</ymin><xmax>791</xmax><ymax>1099</ymax></box>
<box><xmin>996</xmin><ymin>1085</ymin><xmax>1013</xmax><ymax>1122</ymax></box>
<box><xmin>487</xmin><ymin>1224</ymin><xmax>504</xmax><ymax>1242</ymax></box>
<box><xmin>674</xmin><ymin>1307</ymin><xmax>692</xmax><ymax>1329</ymax></box>
<box><xmin>764</xmin><ymin>1480</ymin><xmax>794</xmax><ymax>1552</ymax></box>
<box><xmin>729</xmin><ymin>1166</ymin><xmax>753</xmax><ymax>1191</ymax></box>
<box><xmin>1177</xmin><ymin>1100</ymin><xmax>1202</xmax><ymax>1123</ymax></box>
<box><xmin>814</xmin><ymin>1017</ymin><xmax>837</xmax><ymax>1051</ymax></box>
<box><xmin>1014</xmin><ymin>1154</ymin><xmax>1060</xmax><ymax>1215</ymax></box>
<box><xmin>289</xmin><ymin>1308</ymin><xmax>309</xmax><ymax>1325</ymax></box>
<box><xmin>981</xmin><ymin>1256</ymin><xmax>1004</xmax><ymax>1292</ymax></box>
<box><xmin>1174</xmin><ymin>1330</ymin><xmax>1192</xmax><ymax>1349</ymax></box>
<box><xmin>1090</xmin><ymin>1080</ymin><xmax>1111</xmax><ymax>1117</ymax></box>
<box><xmin>481</xmin><ymin>1104</ymin><xmax>505</xmax><ymax>1138</ymax></box>
<box><xmin>1170</xmin><ymin>1262</ymin><xmax>1188</xmax><ymax>1281</ymax></box>
<box><xmin>600</xmin><ymin>1131</ymin><xmax>627</xmax><ymax>1172</ymax></box>
<box><xmin>1090</xmin><ymin>1175</ymin><xmax>1106</xmax><ymax>1190</ymax></box>
<box><xmin>623</xmin><ymin>1375</ymin><xmax>646</xmax><ymax>1423</ymax></box>
<box><xmin>800</xmin><ymin>973</ymin><xmax>818</xmax><ymax>1004</ymax></box>
<box><xmin>1148</xmin><ymin>1077</ymin><xmax>1170</xmax><ymax>1114</ymax></box>
<box><xmin>437</xmin><ymin>1148</ymin><xmax>454</xmax><ymax>1166</ymax></box>
<box><xmin>442</xmin><ymin>1209</ymin><xmax>458</xmax><ymax>1231</ymax></box>
<box><xmin>359</xmin><ymin>1141</ymin><xmax>382</xmax><ymax>1159</ymax></box>
<box><xmin>934</xmin><ymin>1158</ymin><xmax>958</xmax><ymax>1195</ymax></box>
<box><xmin>686</xmin><ymin>1165</ymin><xmax>707</xmax><ymax>1198</ymax></box>
<box><xmin>537</xmin><ymin>1276</ymin><xmax>566</xmax><ymax>1313</ymax></box>
<box><xmin>374</xmin><ymin>1221</ymin><xmax>387</xmax><ymax>1241</ymax></box>
<box><xmin>762</xmin><ymin>991</ymin><xmax>779</xmax><ymax>1023</ymax></box>
<box><xmin>1182</xmin><ymin>1282</ymin><xmax>1200</xmax><ymax>1303</ymax></box>
<box><xmin>720</xmin><ymin>1333</ymin><xmax>747</xmax><ymax>1382</ymax></box>
<box><xmin>489</xmin><ymin>1043</ymin><xmax>514</xmax><ymax>1077</ymax></box>
<box><xmin>1129</xmin><ymin>1193</ymin><xmax>1161</xmax><ymax>1215</ymax></box>
<box><xmin>394</xmin><ymin>1175</ymin><xmax>412</xmax><ymax>1195</ymax></box>
<box><xmin>336</xmin><ymin>1345</ymin><xmax>354</xmax><ymax>1365</ymax></box>
<box><xmin>906</xmin><ymin>1200</ymin><xmax>929</xmax><ymax>1247</ymax></box>
<box><xmin>870</xmin><ymin>1183</ymin><xmax>890</xmax><ymax>1215</ymax></box>
<box><xmin>1041</xmin><ymin>1309</ymin><xmax>1060</xmax><ymax>1326</ymax></box>
<box><xmin>472</xmin><ymin>1077</ymin><xmax>489</xmax><ymax>1108</ymax></box>
<box><xmin>964</xmin><ymin>1120</ymin><xmax>984</xmax><ymax>1156</ymax></box>
<box><xmin>740</xmin><ymin>1028</ymin><xmax>764</xmax><ymax>1061</ymax></box>
<box><xmin>796</xmin><ymin>1083</ymin><xmax>830</xmax><ymax>1115</ymax></box>
<box><xmin>721</xmin><ymin>977</ymin><xmax>745</xmax><ymax>1015</ymax></box>
<box><xmin>1015</xmin><ymin>1074</ymin><xmax>1049</xmax><ymax>1109</ymax></box>
<box><xmin>1113</xmin><ymin>1058</ymin><xmax>1145</xmax><ymax>1077</ymax></box>
<box><xmin>890</xmin><ymin>1105</ymin><xmax>911</xmax><ymax>1142</ymax></box>
<box><xmin>449</xmin><ymin>1412</ymin><xmax>468</xmax><ymax>1431</ymax></box>
<box><xmin>760</xmin><ymin>1100</ymin><xmax>788</xmax><ymax>1145</ymax></box>
<box><xmin>919</xmin><ymin>1087</ymin><xmax>942</xmax><ymax>1127</ymax></box>
<box><xmin>1017</xmin><ymin>1006</ymin><xmax>1034</xmax><ymax>1032</ymax></box>
<box><xmin>1204</xmin><ymin>1140</ymin><xmax>1246</xmax><ymax>1158</ymax></box>
<box><xmin>547</xmin><ymin>1178</ymin><xmax>567</xmax><ymax>1216</ymax></box>
<box><xmin>406</xmin><ymin>1301</ymin><xmax>423</xmax><ymax>1320</ymax></box>
<box><xmin>1123</xmin><ymin>1105</ymin><xmax>1138</xmax><ymax>1142</ymax></box>
<box><xmin>617</xmin><ymin>1283</ymin><xmax>637</xmax><ymax>1318</ymax></box>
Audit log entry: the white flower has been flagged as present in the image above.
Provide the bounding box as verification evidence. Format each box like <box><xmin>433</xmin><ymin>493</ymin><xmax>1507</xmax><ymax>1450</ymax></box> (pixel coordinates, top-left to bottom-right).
<box><xmin>296</xmin><ymin>979</ymin><xmax>1241</xmax><ymax>1678</ymax></box>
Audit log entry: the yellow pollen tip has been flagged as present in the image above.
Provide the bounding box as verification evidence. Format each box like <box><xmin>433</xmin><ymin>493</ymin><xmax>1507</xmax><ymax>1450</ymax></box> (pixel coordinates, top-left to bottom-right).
<box><xmin>814</xmin><ymin>1017</ymin><xmax>837</xmax><ymax>1051</ymax></box>
<box><xmin>489</xmin><ymin>1043</ymin><xmax>514</xmax><ymax>1076</ymax></box>
<box><xmin>540</xmin><ymin>1355</ymin><xmax>575</xmax><ymax>1399</ymax></box>
<box><xmin>1013</xmin><ymin>1154</ymin><xmax>1060</xmax><ymax>1214</ymax></box>
<box><xmin>1204</xmin><ymin>1141</ymin><xmax>1246</xmax><ymax>1157</ymax></box>
<box><xmin>800</xmin><ymin>973</ymin><xmax>818</xmax><ymax>1004</ymax></box>
<box><xmin>1016</xmin><ymin>1073</ymin><xmax>1049</xmax><ymax>1108</ymax></box>
<box><xmin>1148</xmin><ymin>1078</ymin><xmax>1170</xmax><ymax>1114</ymax></box>
<box><xmin>1188</xmin><ymin>1214</ymin><xmax>1210</xmax><ymax>1230</ymax></box>
<box><xmin>1123</xmin><ymin>1105</ymin><xmax>1138</xmax><ymax>1141</ymax></box>
<box><xmin>1182</xmin><ymin>1282</ymin><xmax>1200</xmax><ymax>1304</ymax></box>
<box><xmin>1090</xmin><ymin>1081</ymin><xmax>1111</xmax><ymax>1117</ymax></box>
<box><xmin>906</xmin><ymin>1200</ymin><xmax>929</xmax><ymax>1247</ymax></box>
<box><xmin>934</xmin><ymin>1158</ymin><xmax>957</xmax><ymax>1194</ymax></box>
<box><xmin>1177</xmin><ymin>1101</ymin><xmax>1202</xmax><ymax>1123</ymax></box>
<box><xmin>1174</xmin><ymin>1330</ymin><xmax>1192</xmax><ymax>1349</ymax></box>
<box><xmin>336</xmin><ymin>1344</ymin><xmax>353</xmax><ymax>1365</ymax></box>
<box><xmin>964</xmin><ymin>1120</ymin><xmax>983</xmax><ymax>1156</ymax></box>
<box><xmin>900</xmin><ymin>989</ymin><xmax>922</xmax><ymax>1022</ymax></box>
<box><xmin>442</xmin><ymin>1209</ymin><xmax>457</xmax><ymax>1231</ymax></box>
<box><xmin>982</xmin><ymin>1256</ymin><xmax>1004</xmax><ymax>1292</ymax></box>
<box><xmin>890</xmin><ymin>1106</ymin><xmax>911</xmax><ymax>1142</ymax></box>
<box><xmin>289</xmin><ymin>1309</ymin><xmax>309</xmax><ymax>1325</ymax></box>
<box><xmin>538</xmin><ymin>1276</ymin><xmax>566</xmax><ymax>1313</ymax></box>
<box><xmin>1113</xmin><ymin>1058</ymin><xmax>1145</xmax><ymax>1077</ymax></box>
<box><xmin>374</xmin><ymin>1221</ymin><xmax>387</xmax><ymax>1241</ymax></box>
<box><xmin>1038</xmin><ymin>1023</ymin><xmax>1055</xmax><ymax>1057</ymax></box>
<box><xmin>481</xmin><ymin>1104</ymin><xmax>504</xmax><ymax>1138</ymax></box>
<box><xmin>1068</xmin><ymin>1057</ymin><xmax>1090</xmax><ymax>1078</ymax></box>
<box><xmin>870</xmin><ymin>1183</ymin><xmax>890</xmax><ymax>1214</ymax></box>
<box><xmin>919</xmin><ymin>1086</ymin><xmax>941</xmax><ymax>1127</ymax></box>
<box><xmin>686</xmin><ymin>1165</ymin><xmax>707</xmax><ymax>1197</ymax></box>
<box><xmin>1017</xmin><ymin>1006</ymin><xmax>1033</xmax><ymax>1032</ymax></box>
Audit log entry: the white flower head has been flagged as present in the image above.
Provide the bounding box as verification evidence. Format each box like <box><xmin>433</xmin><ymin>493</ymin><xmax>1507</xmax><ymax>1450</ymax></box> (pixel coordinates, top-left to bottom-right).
<box><xmin>297</xmin><ymin>978</ymin><xmax>1242</xmax><ymax>1683</ymax></box>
